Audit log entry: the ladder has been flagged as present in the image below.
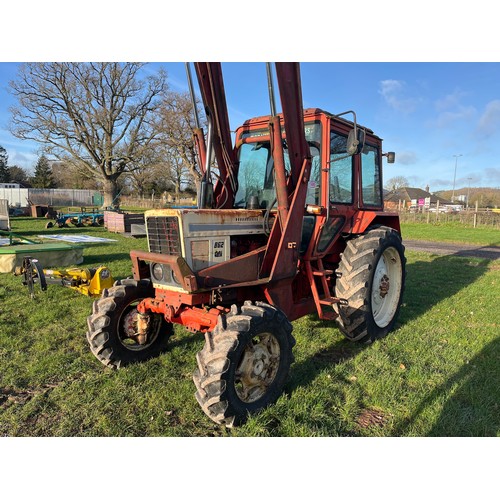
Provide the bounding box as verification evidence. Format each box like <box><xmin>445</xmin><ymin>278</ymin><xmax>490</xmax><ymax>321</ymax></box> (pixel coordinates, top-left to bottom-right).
<box><xmin>304</xmin><ymin>259</ymin><xmax>347</xmax><ymax>320</ymax></box>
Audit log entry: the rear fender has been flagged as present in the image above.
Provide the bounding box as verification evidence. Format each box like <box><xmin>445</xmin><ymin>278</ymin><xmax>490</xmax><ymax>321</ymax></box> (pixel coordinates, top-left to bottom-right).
<box><xmin>351</xmin><ymin>211</ymin><xmax>401</xmax><ymax>235</ymax></box>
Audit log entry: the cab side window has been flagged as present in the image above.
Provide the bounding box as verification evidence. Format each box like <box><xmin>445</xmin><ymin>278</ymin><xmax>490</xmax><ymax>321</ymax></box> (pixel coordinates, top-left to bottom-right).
<box><xmin>330</xmin><ymin>131</ymin><xmax>353</xmax><ymax>204</ymax></box>
<box><xmin>306</xmin><ymin>143</ymin><xmax>321</xmax><ymax>205</ymax></box>
<box><xmin>361</xmin><ymin>144</ymin><xmax>382</xmax><ymax>206</ymax></box>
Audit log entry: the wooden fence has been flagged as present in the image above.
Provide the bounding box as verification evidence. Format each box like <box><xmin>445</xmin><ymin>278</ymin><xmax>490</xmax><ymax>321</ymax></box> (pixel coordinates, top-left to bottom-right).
<box><xmin>120</xmin><ymin>195</ymin><xmax>196</xmax><ymax>210</ymax></box>
<box><xmin>397</xmin><ymin>209</ymin><xmax>500</xmax><ymax>228</ymax></box>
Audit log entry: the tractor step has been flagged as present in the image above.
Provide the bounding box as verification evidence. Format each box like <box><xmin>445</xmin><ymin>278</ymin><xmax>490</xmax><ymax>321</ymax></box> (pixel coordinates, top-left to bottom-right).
<box><xmin>312</xmin><ymin>269</ymin><xmax>333</xmax><ymax>276</ymax></box>
<box><xmin>320</xmin><ymin>297</ymin><xmax>348</xmax><ymax>306</ymax></box>
<box><xmin>319</xmin><ymin>297</ymin><xmax>338</xmax><ymax>305</ymax></box>
<box><xmin>305</xmin><ymin>259</ymin><xmax>345</xmax><ymax>321</ymax></box>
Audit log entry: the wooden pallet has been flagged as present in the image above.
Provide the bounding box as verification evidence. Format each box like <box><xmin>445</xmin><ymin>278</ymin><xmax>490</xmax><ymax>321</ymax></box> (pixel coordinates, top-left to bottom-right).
<box><xmin>104</xmin><ymin>211</ymin><xmax>145</xmax><ymax>233</ymax></box>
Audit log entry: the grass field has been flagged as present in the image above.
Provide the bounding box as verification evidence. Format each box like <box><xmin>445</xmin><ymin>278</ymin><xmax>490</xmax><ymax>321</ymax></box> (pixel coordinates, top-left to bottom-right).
<box><xmin>401</xmin><ymin>221</ymin><xmax>500</xmax><ymax>246</ymax></box>
<box><xmin>0</xmin><ymin>218</ymin><xmax>498</xmax><ymax>437</ymax></box>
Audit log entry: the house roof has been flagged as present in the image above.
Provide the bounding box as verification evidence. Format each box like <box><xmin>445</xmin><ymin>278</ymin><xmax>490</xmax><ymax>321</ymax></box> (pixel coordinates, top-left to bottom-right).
<box><xmin>384</xmin><ymin>187</ymin><xmax>451</xmax><ymax>205</ymax></box>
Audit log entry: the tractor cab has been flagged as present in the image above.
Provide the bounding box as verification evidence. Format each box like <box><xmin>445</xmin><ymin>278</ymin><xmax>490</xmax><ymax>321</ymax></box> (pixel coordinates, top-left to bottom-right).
<box><xmin>233</xmin><ymin>108</ymin><xmax>392</xmax><ymax>258</ymax></box>
<box><xmin>234</xmin><ymin>108</ymin><xmax>387</xmax><ymax>211</ymax></box>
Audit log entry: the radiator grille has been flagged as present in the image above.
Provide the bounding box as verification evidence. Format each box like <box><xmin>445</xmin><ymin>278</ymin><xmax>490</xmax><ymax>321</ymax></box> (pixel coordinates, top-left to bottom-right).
<box><xmin>146</xmin><ymin>216</ymin><xmax>181</xmax><ymax>255</ymax></box>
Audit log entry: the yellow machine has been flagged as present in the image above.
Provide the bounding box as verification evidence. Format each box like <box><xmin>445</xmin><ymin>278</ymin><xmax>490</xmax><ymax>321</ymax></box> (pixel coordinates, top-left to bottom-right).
<box><xmin>15</xmin><ymin>257</ymin><xmax>114</xmax><ymax>299</ymax></box>
<box><xmin>42</xmin><ymin>266</ymin><xmax>115</xmax><ymax>296</ymax></box>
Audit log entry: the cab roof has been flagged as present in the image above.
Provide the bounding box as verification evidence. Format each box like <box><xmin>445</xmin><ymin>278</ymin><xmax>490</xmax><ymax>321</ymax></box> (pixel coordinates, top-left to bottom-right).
<box><xmin>238</xmin><ymin>107</ymin><xmax>376</xmax><ymax>137</ymax></box>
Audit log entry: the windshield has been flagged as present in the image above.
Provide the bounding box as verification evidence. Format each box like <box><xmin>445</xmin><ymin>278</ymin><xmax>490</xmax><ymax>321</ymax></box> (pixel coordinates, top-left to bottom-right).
<box><xmin>234</xmin><ymin>123</ymin><xmax>321</xmax><ymax>209</ymax></box>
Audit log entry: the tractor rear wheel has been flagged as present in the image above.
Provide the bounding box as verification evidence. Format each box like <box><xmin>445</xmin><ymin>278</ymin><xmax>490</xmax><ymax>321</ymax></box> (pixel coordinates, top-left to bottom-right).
<box><xmin>87</xmin><ymin>279</ymin><xmax>172</xmax><ymax>368</ymax></box>
<box><xmin>335</xmin><ymin>226</ymin><xmax>406</xmax><ymax>342</ymax></box>
<box><xmin>193</xmin><ymin>301</ymin><xmax>295</xmax><ymax>427</ymax></box>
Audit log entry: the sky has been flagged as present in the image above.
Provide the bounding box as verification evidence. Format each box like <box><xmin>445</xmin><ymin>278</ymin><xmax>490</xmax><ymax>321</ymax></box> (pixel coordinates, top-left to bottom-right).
<box><xmin>1</xmin><ymin>61</ymin><xmax>499</xmax><ymax>194</ymax></box>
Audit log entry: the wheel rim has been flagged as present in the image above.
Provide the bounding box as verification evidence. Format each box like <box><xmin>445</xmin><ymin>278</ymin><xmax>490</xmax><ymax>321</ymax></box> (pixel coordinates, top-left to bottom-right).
<box><xmin>118</xmin><ymin>301</ymin><xmax>161</xmax><ymax>351</ymax></box>
<box><xmin>234</xmin><ymin>333</ymin><xmax>281</xmax><ymax>403</ymax></box>
<box><xmin>371</xmin><ymin>246</ymin><xmax>403</xmax><ymax>328</ymax></box>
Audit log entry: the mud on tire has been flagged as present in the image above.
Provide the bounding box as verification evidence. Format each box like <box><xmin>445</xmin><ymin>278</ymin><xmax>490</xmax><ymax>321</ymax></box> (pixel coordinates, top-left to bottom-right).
<box><xmin>87</xmin><ymin>279</ymin><xmax>172</xmax><ymax>368</ymax></box>
<box><xmin>193</xmin><ymin>301</ymin><xmax>296</xmax><ymax>427</ymax></box>
<box><xmin>335</xmin><ymin>226</ymin><xmax>406</xmax><ymax>342</ymax></box>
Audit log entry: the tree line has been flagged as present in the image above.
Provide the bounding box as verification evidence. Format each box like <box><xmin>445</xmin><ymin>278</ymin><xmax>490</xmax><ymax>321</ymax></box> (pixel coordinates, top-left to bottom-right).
<box><xmin>0</xmin><ymin>147</ymin><xmax>56</xmax><ymax>188</ymax></box>
<box><xmin>5</xmin><ymin>62</ymin><xmax>204</xmax><ymax>206</ymax></box>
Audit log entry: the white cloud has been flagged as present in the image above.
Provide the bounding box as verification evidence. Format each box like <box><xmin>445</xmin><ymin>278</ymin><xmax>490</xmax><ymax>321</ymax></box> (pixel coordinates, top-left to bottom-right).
<box><xmin>477</xmin><ymin>100</ymin><xmax>500</xmax><ymax>137</ymax></box>
<box><xmin>430</xmin><ymin>168</ymin><xmax>500</xmax><ymax>189</ymax></box>
<box><xmin>433</xmin><ymin>106</ymin><xmax>476</xmax><ymax>128</ymax></box>
<box><xmin>435</xmin><ymin>89</ymin><xmax>468</xmax><ymax>111</ymax></box>
<box><xmin>429</xmin><ymin>177</ymin><xmax>454</xmax><ymax>188</ymax></box>
<box><xmin>379</xmin><ymin>79</ymin><xmax>419</xmax><ymax>114</ymax></box>
<box><xmin>431</xmin><ymin>88</ymin><xmax>476</xmax><ymax>128</ymax></box>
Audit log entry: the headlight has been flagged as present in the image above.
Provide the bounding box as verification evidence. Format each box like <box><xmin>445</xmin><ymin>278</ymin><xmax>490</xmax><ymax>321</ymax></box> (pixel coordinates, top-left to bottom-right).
<box><xmin>152</xmin><ymin>263</ymin><xmax>164</xmax><ymax>281</ymax></box>
<box><xmin>171</xmin><ymin>269</ymin><xmax>180</xmax><ymax>284</ymax></box>
<box><xmin>100</xmin><ymin>268</ymin><xmax>111</xmax><ymax>279</ymax></box>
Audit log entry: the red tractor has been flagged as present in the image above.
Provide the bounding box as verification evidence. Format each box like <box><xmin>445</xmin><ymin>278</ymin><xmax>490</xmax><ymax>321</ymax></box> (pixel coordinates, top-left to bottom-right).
<box><xmin>87</xmin><ymin>63</ymin><xmax>405</xmax><ymax>427</ymax></box>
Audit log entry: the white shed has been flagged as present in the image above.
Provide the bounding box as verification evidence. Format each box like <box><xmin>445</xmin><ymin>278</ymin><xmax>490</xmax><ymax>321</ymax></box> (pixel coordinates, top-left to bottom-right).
<box><xmin>0</xmin><ymin>199</ymin><xmax>10</xmax><ymax>231</ymax></box>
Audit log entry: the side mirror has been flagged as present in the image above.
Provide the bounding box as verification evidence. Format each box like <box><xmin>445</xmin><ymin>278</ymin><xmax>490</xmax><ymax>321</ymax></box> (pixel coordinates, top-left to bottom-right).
<box><xmin>346</xmin><ymin>128</ymin><xmax>366</xmax><ymax>155</ymax></box>
<box><xmin>335</xmin><ymin>110</ymin><xmax>365</xmax><ymax>156</ymax></box>
<box><xmin>346</xmin><ymin>129</ymin><xmax>359</xmax><ymax>156</ymax></box>
<box><xmin>356</xmin><ymin>128</ymin><xmax>365</xmax><ymax>154</ymax></box>
<box><xmin>383</xmin><ymin>152</ymin><xmax>396</xmax><ymax>163</ymax></box>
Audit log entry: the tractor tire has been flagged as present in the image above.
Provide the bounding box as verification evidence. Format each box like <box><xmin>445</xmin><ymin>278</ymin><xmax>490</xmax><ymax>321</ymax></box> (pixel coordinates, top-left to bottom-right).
<box><xmin>87</xmin><ymin>279</ymin><xmax>172</xmax><ymax>368</ymax></box>
<box><xmin>45</xmin><ymin>221</ymin><xmax>54</xmax><ymax>229</ymax></box>
<box><xmin>193</xmin><ymin>301</ymin><xmax>295</xmax><ymax>427</ymax></box>
<box><xmin>334</xmin><ymin>226</ymin><xmax>406</xmax><ymax>342</ymax></box>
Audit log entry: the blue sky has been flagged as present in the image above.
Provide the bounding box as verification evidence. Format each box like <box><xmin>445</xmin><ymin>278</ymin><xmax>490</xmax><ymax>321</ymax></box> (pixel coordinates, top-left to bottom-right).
<box><xmin>1</xmin><ymin>61</ymin><xmax>499</xmax><ymax>192</ymax></box>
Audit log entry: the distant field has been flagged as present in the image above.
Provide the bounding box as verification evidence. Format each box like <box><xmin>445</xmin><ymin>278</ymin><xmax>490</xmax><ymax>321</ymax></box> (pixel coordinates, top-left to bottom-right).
<box><xmin>0</xmin><ymin>217</ymin><xmax>498</xmax><ymax>437</ymax></box>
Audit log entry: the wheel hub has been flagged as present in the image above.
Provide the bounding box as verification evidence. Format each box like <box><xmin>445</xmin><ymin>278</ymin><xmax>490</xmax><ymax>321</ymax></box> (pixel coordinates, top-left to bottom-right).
<box><xmin>122</xmin><ymin>310</ymin><xmax>150</xmax><ymax>345</ymax></box>
<box><xmin>235</xmin><ymin>333</ymin><xmax>280</xmax><ymax>403</ymax></box>
<box><xmin>371</xmin><ymin>247</ymin><xmax>403</xmax><ymax>328</ymax></box>
<box><xmin>379</xmin><ymin>274</ymin><xmax>390</xmax><ymax>298</ymax></box>
<box><xmin>123</xmin><ymin>310</ymin><xmax>138</xmax><ymax>336</ymax></box>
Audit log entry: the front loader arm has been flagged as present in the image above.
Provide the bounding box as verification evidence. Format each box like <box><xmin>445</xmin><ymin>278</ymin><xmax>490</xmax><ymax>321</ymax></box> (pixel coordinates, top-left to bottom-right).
<box><xmin>260</xmin><ymin>63</ymin><xmax>312</xmax><ymax>280</ymax></box>
<box><xmin>194</xmin><ymin>63</ymin><xmax>238</xmax><ymax>208</ymax></box>
<box><xmin>274</xmin><ymin>63</ymin><xmax>310</xmax><ymax>191</ymax></box>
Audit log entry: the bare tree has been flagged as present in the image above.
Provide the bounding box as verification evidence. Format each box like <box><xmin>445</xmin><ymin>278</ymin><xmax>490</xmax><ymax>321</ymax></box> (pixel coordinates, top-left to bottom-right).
<box><xmin>126</xmin><ymin>154</ymin><xmax>174</xmax><ymax>197</ymax></box>
<box><xmin>157</xmin><ymin>91</ymin><xmax>204</xmax><ymax>192</ymax></box>
<box><xmin>9</xmin><ymin>62</ymin><xmax>167</xmax><ymax>207</ymax></box>
<box><xmin>51</xmin><ymin>160</ymin><xmax>100</xmax><ymax>190</ymax></box>
<box><xmin>127</xmin><ymin>91</ymin><xmax>204</xmax><ymax>200</ymax></box>
<box><xmin>385</xmin><ymin>175</ymin><xmax>410</xmax><ymax>191</ymax></box>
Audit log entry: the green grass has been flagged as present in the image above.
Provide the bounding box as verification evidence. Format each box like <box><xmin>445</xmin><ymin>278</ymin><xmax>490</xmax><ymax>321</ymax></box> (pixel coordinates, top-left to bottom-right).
<box><xmin>401</xmin><ymin>221</ymin><xmax>500</xmax><ymax>246</ymax></box>
<box><xmin>0</xmin><ymin>217</ymin><xmax>499</xmax><ymax>436</ymax></box>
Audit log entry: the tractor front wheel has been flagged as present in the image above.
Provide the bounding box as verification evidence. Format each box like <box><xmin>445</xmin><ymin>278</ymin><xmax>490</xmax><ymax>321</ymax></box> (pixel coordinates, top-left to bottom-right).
<box><xmin>193</xmin><ymin>301</ymin><xmax>295</xmax><ymax>427</ymax></box>
<box><xmin>87</xmin><ymin>279</ymin><xmax>172</xmax><ymax>368</ymax></box>
<box><xmin>335</xmin><ymin>226</ymin><xmax>406</xmax><ymax>342</ymax></box>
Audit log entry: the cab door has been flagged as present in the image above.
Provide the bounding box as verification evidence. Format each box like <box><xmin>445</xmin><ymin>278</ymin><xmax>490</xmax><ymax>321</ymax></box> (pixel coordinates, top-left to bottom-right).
<box><xmin>304</xmin><ymin>117</ymin><xmax>354</xmax><ymax>259</ymax></box>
